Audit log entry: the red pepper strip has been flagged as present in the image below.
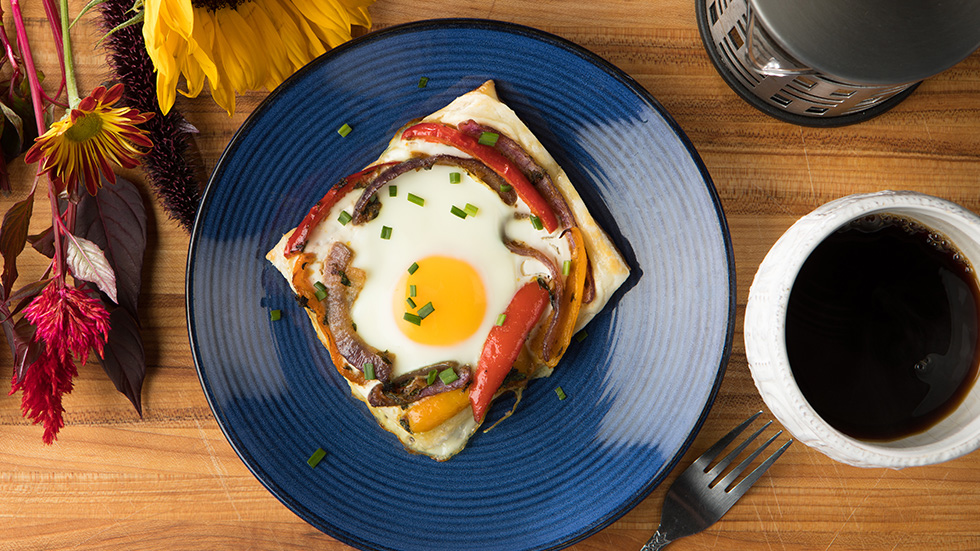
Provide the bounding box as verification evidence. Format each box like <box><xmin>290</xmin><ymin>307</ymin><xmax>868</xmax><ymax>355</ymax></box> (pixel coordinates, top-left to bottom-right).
<box><xmin>401</xmin><ymin>122</ymin><xmax>559</xmax><ymax>233</ymax></box>
<box><xmin>470</xmin><ymin>280</ymin><xmax>551</xmax><ymax>423</ymax></box>
<box><xmin>283</xmin><ymin>162</ymin><xmax>398</xmax><ymax>257</ymax></box>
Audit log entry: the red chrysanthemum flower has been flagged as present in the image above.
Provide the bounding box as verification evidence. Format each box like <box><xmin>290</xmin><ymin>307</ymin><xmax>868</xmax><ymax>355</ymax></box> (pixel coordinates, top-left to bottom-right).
<box><xmin>24</xmin><ymin>83</ymin><xmax>153</xmax><ymax>198</ymax></box>
<box><xmin>10</xmin><ymin>284</ymin><xmax>111</xmax><ymax>444</ymax></box>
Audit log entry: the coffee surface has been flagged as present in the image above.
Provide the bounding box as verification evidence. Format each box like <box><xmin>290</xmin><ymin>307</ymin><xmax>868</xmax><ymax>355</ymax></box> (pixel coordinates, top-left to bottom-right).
<box><xmin>786</xmin><ymin>214</ymin><xmax>980</xmax><ymax>440</ymax></box>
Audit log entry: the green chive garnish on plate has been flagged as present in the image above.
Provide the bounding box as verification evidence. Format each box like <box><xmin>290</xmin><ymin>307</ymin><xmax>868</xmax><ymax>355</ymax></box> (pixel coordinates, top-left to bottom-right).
<box><xmin>313</xmin><ymin>281</ymin><xmax>327</xmax><ymax>302</ymax></box>
<box><xmin>407</xmin><ymin>193</ymin><xmax>425</xmax><ymax>207</ymax></box>
<box><xmin>426</xmin><ymin>369</ymin><xmax>438</xmax><ymax>385</ymax></box>
<box><xmin>439</xmin><ymin>368</ymin><xmax>459</xmax><ymax>384</ymax></box>
<box><xmin>464</xmin><ymin>203</ymin><xmax>479</xmax><ymax>216</ymax></box>
<box><xmin>308</xmin><ymin>448</ymin><xmax>326</xmax><ymax>468</ymax></box>
<box><xmin>363</xmin><ymin>362</ymin><xmax>375</xmax><ymax>380</ymax></box>
<box><xmin>406</xmin><ymin>297</ymin><xmax>417</xmax><ymax>309</ymax></box>
<box><xmin>530</xmin><ymin>215</ymin><xmax>544</xmax><ymax>231</ymax></box>
<box><xmin>555</xmin><ymin>387</ymin><xmax>567</xmax><ymax>401</ymax></box>
<box><xmin>449</xmin><ymin>172</ymin><xmax>461</xmax><ymax>184</ymax></box>
<box><xmin>495</xmin><ymin>313</ymin><xmax>507</xmax><ymax>326</ymax></box>
<box><xmin>500</xmin><ymin>184</ymin><xmax>513</xmax><ymax>192</ymax></box>
<box><xmin>450</xmin><ymin>205</ymin><xmax>467</xmax><ymax>219</ymax></box>
<box><xmin>337</xmin><ymin>210</ymin><xmax>352</xmax><ymax>225</ymax></box>
<box><xmin>404</xmin><ymin>312</ymin><xmax>423</xmax><ymax>326</ymax></box>
<box><xmin>478</xmin><ymin>132</ymin><xmax>499</xmax><ymax>146</ymax></box>
<box><xmin>418</xmin><ymin>76</ymin><xmax>429</xmax><ymax>88</ymax></box>
<box><xmin>337</xmin><ymin>123</ymin><xmax>352</xmax><ymax>137</ymax></box>
<box><xmin>574</xmin><ymin>330</ymin><xmax>588</xmax><ymax>343</ymax></box>
<box><xmin>562</xmin><ymin>260</ymin><xmax>571</xmax><ymax>276</ymax></box>
<box><xmin>380</xmin><ymin>226</ymin><xmax>392</xmax><ymax>240</ymax></box>
<box><xmin>408</xmin><ymin>262</ymin><xmax>419</xmax><ymax>274</ymax></box>
<box><xmin>389</xmin><ymin>185</ymin><xmax>397</xmax><ymax>197</ymax></box>
<box><xmin>418</xmin><ymin>302</ymin><xmax>435</xmax><ymax>319</ymax></box>
<box><xmin>270</xmin><ymin>309</ymin><xmax>282</xmax><ymax>321</ymax></box>
<box><xmin>409</xmin><ymin>285</ymin><xmax>417</xmax><ymax>297</ymax></box>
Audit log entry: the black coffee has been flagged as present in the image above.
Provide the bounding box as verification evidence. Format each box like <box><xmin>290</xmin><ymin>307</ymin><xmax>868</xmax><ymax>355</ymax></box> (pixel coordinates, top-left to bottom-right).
<box><xmin>786</xmin><ymin>213</ymin><xmax>980</xmax><ymax>441</ymax></box>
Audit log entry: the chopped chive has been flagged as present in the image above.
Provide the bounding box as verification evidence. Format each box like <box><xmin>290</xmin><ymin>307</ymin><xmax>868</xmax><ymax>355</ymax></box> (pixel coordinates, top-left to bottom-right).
<box><xmin>450</xmin><ymin>205</ymin><xmax>468</xmax><ymax>219</ymax></box>
<box><xmin>464</xmin><ymin>203</ymin><xmax>479</xmax><ymax>216</ymax></box>
<box><xmin>449</xmin><ymin>172</ymin><xmax>461</xmax><ymax>184</ymax></box>
<box><xmin>409</xmin><ymin>285</ymin><xmax>417</xmax><ymax>297</ymax></box>
<box><xmin>380</xmin><ymin>226</ymin><xmax>393</xmax><ymax>240</ymax></box>
<box><xmin>555</xmin><ymin>387</ymin><xmax>567</xmax><ymax>400</ymax></box>
<box><xmin>338</xmin><ymin>210</ymin><xmax>352</xmax><ymax>225</ymax></box>
<box><xmin>418</xmin><ymin>76</ymin><xmax>429</xmax><ymax>88</ymax></box>
<box><xmin>495</xmin><ymin>313</ymin><xmax>507</xmax><ymax>326</ymax></box>
<box><xmin>418</xmin><ymin>301</ymin><xmax>435</xmax><ymax>319</ymax></box>
<box><xmin>426</xmin><ymin>369</ymin><xmax>439</xmax><ymax>385</ymax></box>
<box><xmin>307</xmin><ymin>448</ymin><xmax>327</xmax><ymax>468</ymax></box>
<box><xmin>388</xmin><ymin>185</ymin><xmax>398</xmax><ymax>197</ymax></box>
<box><xmin>574</xmin><ymin>330</ymin><xmax>588</xmax><ymax>343</ymax></box>
<box><xmin>408</xmin><ymin>262</ymin><xmax>419</xmax><ymax>274</ymax></box>
<box><xmin>406</xmin><ymin>297</ymin><xmax>417</xmax><ymax>309</ymax></box>
<box><xmin>339</xmin><ymin>271</ymin><xmax>351</xmax><ymax>286</ymax></box>
<box><xmin>407</xmin><ymin>193</ymin><xmax>425</xmax><ymax>207</ymax></box>
<box><xmin>478</xmin><ymin>132</ymin><xmax>499</xmax><ymax>146</ymax></box>
<box><xmin>439</xmin><ymin>368</ymin><xmax>459</xmax><ymax>384</ymax></box>
<box><xmin>500</xmin><ymin>184</ymin><xmax>513</xmax><ymax>192</ymax></box>
<box><xmin>403</xmin><ymin>312</ymin><xmax>423</xmax><ymax>325</ymax></box>
<box><xmin>313</xmin><ymin>281</ymin><xmax>328</xmax><ymax>302</ymax></box>
<box><xmin>530</xmin><ymin>215</ymin><xmax>544</xmax><ymax>231</ymax></box>
<box><xmin>363</xmin><ymin>362</ymin><xmax>376</xmax><ymax>380</ymax></box>
<box><xmin>270</xmin><ymin>309</ymin><xmax>282</xmax><ymax>321</ymax></box>
<box><xmin>562</xmin><ymin>260</ymin><xmax>571</xmax><ymax>276</ymax></box>
<box><xmin>337</xmin><ymin>123</ymin><xmax>352</xmax><ymax>137</ymax></box>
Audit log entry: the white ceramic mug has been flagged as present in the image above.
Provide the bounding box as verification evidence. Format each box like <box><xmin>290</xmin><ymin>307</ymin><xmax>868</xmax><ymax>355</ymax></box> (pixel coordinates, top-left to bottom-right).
<box><xmin>745</xmin><ymin>190</ymin><xmax>980</xmax><ymax>468</ymax></box>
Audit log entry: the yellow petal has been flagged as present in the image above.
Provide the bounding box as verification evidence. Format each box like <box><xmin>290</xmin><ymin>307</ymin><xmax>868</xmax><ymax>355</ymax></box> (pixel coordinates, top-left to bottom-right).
<box><xmin>158</xmin><ymin>0</ymin><xmax>194</xmax><ymax>39</ymax></box>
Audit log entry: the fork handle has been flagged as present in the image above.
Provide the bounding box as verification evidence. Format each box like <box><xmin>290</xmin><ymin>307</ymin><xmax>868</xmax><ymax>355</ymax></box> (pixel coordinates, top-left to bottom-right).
<box><xmin>640</xmin><ymin>530</ymin><xmax>672</xmax><ymax>550</ymax></box>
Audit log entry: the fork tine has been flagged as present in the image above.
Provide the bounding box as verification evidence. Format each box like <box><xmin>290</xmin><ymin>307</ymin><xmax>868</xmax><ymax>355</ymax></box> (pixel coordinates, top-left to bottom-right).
<box><xmin>726</xmin><ymin>436</ymin><xmax>793</xmax><ymax>499</ymax></box>
<box><xmin>691</xmin><ymin>410</ymin><xmax>762</xmax><ymax>471</ymax></box>
<box><xmin>715</xmin><ymin>429</ymin><xmax>781</xmax><ymax>491</ymax></box>
<box><xmin>705</xmin><ymin>421</ymin><xmax>772</xmax><ymax>479</ymax></box>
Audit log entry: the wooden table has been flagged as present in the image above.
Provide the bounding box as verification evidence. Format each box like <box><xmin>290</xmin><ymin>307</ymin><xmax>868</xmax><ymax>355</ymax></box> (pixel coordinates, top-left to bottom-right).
<box><xmin>3</xmin><ymin>1</ymin><xmax>979</xmax><ymax>550</ymax></box>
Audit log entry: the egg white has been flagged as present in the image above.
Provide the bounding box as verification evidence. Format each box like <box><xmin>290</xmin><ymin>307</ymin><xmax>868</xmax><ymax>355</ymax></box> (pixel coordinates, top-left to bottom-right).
<box><xmin>303</xmin><ymin>162</ymin><xmax>567</xmax><ymax>378</ymax></box>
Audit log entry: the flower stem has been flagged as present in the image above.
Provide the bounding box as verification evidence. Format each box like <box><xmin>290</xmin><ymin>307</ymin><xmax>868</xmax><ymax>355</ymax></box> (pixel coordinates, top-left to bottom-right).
<box><xmin>58</xmin><ymin>0</ymin><xmax>80</xmax><ymax>109</ymax></box>
<box><xmin>10</xmin><ymin>0</ymin><xmax>66</xmax><ymax>283</ymax></box>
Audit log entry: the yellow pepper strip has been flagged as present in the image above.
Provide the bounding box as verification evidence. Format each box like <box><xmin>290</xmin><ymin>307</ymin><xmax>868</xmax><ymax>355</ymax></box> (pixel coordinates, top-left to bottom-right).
<box><xmin>542</xmin><ymin>226</ymin><xmax>588</xmax><ymax>366</ymax></box>
<box><xmin>404</xmin><ymin>388</ymin><xmax>470</xmax><ymax>433</ymax></box>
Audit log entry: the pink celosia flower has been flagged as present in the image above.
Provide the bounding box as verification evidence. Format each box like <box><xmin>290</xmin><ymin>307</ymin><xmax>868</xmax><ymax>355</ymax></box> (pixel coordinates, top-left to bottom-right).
<box><xmin>9</xmin><ymin>284</ymin><xmax>111</xmax><ymax>444</ymax></box>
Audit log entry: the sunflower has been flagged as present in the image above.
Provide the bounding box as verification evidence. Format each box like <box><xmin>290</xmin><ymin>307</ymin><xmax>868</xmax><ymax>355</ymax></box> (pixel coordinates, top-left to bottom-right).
<box><xmin>143</xmin><ymin>0</ymin><xmax>374</xmax><ymax>116</ymax></box>
<box><xmin>24</xmin><ymin>83</ymin><xmax>154</xmax><ymax>198</ymax></box>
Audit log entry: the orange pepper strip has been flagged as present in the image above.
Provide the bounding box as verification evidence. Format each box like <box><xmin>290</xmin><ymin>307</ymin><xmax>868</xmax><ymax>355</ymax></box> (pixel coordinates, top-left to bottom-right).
<box><xmin>400</xmin><ymin>122</ymin><xmax>559</xmax><ymax>233</ymax></box>
<box><xmin>470</xmin><ymin>280</ymin><xmax>551</xmax><ymax>423</ymax></box>
<box><xmin>404</xmin><ymin>388</ymin><xmax>471</xmax><ymax>433</ymax></box>
<box><xmin>543</xmin><ymin>227</ymin><xmax>588</xmax><ymax>366</ymax></box>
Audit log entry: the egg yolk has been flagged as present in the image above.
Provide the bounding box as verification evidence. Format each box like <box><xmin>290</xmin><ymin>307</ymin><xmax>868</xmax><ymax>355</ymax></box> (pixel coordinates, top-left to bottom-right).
<box><xmin>394</xmin><ymin>255</ymin><xmax>487</xmax><ymax>345</ymax></box>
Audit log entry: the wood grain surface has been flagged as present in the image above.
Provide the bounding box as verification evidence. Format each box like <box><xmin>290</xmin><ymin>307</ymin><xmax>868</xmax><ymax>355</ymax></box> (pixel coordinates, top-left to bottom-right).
<box><xmin>2</xmin><ymin>1</ymin><xmax>980</xmax><ymax>550</ymax></box>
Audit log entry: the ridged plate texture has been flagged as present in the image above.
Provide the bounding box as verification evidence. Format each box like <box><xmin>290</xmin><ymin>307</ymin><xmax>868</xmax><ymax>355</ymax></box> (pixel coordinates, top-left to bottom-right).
<box><xmin>187</xmin><ymin>19</ymin><xmax>734</xmax><ymax>551</ymax></box>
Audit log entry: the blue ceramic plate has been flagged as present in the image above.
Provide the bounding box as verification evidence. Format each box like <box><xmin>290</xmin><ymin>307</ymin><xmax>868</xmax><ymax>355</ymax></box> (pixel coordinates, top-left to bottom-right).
<box><xmin>187</xmin><ymin>19</ymin><xmax>734</xmax><ymax>551</ymax></box>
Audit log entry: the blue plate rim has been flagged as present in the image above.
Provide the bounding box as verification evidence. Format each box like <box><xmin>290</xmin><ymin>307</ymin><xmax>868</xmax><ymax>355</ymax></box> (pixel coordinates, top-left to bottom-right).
<box><xmin>186</xmin><ymin>17</ymin><xmax>735</xmax><ymax>550</ymax></box>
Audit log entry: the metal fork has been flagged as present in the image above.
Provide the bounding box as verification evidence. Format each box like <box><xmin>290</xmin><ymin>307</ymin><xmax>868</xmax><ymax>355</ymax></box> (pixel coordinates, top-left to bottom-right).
<box><xmin>641</xmin><ymin>411</ymin><xmax>792</xmax><ymax>550</ymax></box>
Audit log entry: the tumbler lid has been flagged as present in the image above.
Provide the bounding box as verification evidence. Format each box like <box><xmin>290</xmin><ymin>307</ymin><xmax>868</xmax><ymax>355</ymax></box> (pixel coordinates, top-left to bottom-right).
<box><xmin>750</xmin><ymin>0</ymin><xmax>980</xmax><ymax>85</ymax></box>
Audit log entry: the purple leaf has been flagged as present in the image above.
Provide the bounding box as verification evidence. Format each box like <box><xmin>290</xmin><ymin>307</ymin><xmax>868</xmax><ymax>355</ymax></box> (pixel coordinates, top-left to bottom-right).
<box><xmin>96</xmin><ymin>304</ymin><xmax>145</xmax><ymax>415</ymax></box>
<box><xmin>0</xmin><ymin>301</ymin><xmax>41</xmax><ymax>384</ymax></box>
<box><xmin>28</xmin><ymin>225</ymin><xmax>54</xmax><ymax>258</ymax></box>
<box><xmin>65</xmin><ymin>234</ymin><xmax>118</xmax><ymax>304</ymax></box>
<box><xmin>0</xmin><ymin>190</ymin><xmax>34</xmax><ymax>298</ymax></box>
<box><xmin>75</xmin><ymin>176</ymin><xmax>146</xmax><ymax>318</ymax></box>
<box><xmin>75</xmin><ymin>176</ymin><xmax>148</xmax><ymax>413</ymax></box>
